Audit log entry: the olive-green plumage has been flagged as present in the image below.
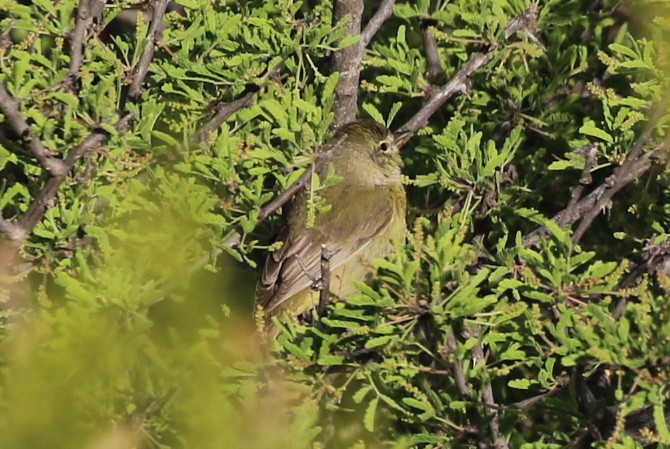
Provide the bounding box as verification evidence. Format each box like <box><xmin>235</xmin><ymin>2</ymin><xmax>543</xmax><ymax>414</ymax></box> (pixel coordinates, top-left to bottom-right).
<box><xmin>255</xmin><ymin>120</ymin><xmax>407</xmax><ymax>330</ymax></box>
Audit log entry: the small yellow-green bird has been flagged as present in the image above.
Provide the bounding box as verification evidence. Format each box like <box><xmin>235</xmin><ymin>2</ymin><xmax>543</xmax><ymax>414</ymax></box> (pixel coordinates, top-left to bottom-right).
<box><xmin>255</xmin><ymin>119</ymin><xmax>408</xmax><ymax>332</ymax></box>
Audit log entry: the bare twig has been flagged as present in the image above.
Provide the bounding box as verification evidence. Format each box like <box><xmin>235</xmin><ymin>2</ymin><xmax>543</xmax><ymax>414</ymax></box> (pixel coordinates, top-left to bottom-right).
<box><xmin>473</xmin><ymin>340</ymin><xmax>508</xmax><ymax>449</ymax></box>
<box><xmin>397</xmin><ymin>4</ymin><xmax>544</xmax><ymax>137</ymax></box>
<box><xmin>191</xmin><ymin>92</ymin><xmax>255</xmax><ymax>144</ymax></box>
<box><xmin>318</xmin><ymin>245</ymin><xmax>335</xmax><ymax>316</ymax></box>
<box><xmin>613</xmin><ymin>236</ymin><xmax>670</xmax><ymax>319</ymax></box>
<box><xmin>7</xmin><ymin>113</ymin><xmax>135</xmax><ymax>242</ymax></box>
<box><xmin>420</xmin><ymin>19</ymin><xmax>441</xmax><ymax>79</ymax></box>
<box><xmin>570</xmin><ymin>100</ymin><xmax>670</xmax><ymax>244</ymax></box>
<box><xmin>360</xmin><ymin>0</ymin><xmax>395</xmax><ymax>47</ymax></box>
<box><xmin>445</xmin><ymin>328</ymin><xmax>489</xmax><ymax>449</ymax></box>
<box><xmin>522</xmin><ymin>94</ymin><xmax>670</xmax><ymax>248</ymax></box>
<box><xmin>258</xmin><ymin>174</ymin><xmax>311</xmax><ymax>223</ymax></box>
<box><xmin>68</xmin><ymin>0</ymin><xmax>92</xmax><ymax>83</ymax></box>
<box><xmin>331</xmin><ymin>0</ymin><xmax>365</xmax><ymax>129</ymax></box>
<box><xmin>504</xmin><ymin>2</ymin><xmax>546</xmax><ymax>52</ymax></box>
<box><xmin>512</xmin><ymin>373</ymin><xmax>570</xmax><ymax>410</ymax></box>
<box><xmin>0</xmin><ymin>84</ymin><xmax>67</xmax><ymax>176</ymax></box>
<box><xmin>523</xmin><ymin>151</ymin><xmax>657</xmax><ymax>247</ymax></box>
<box><xmin>127</xmin><ymin>0</ymin><xmax>170</xmax><ymax>101</ymax></box>
<box><xmin>398</xmin><ymin>52</ymin><xmax>492</xmax><ymax>135</ymax></box>
<box><xmin>557</xmin><ymin>144</ymin><xmax>598</xmax><ymax>227</ymax></box>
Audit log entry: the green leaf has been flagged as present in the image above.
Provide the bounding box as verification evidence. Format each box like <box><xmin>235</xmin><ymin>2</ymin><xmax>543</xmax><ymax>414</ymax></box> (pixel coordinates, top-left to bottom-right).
<box><xmin>364</xmin><ymin>397</ymin><xmax>379</xmax><ymax>432</ymax></box>
<box><xmin>338</xmin><ymin>34</ymin><xmax>360</xmax><ymax>49</ymax></box>
<box><xmin>362</xmin><ymin>102</ymin><xmax>384</xmax><ymax>124</ymax></box>
<box><xmin>654</xmin><ymin>403</ymin><xmax>670</xmax><ymax>442</ymax></box>
<box><xmin>353</xmin><ymin>385</ymin><xmax>372</xmax><ymax>404</ymax></box>
<box><xmin>402</xmin><ymin>397</ymin><xmax>435</xmax><ymax>420</ymax></box>
<box><xmin>508</xmin><ymin>378</ymin><xmax>535</xmax><ymax>389</ymax></box>
<box><xmin>579</xmin><ymin>122</ymin><xmax>613</xmax><ymax>143</ymax></box>
<box><xmin>365</xmin><ymin>335</ymin><xmax>393</xmax><ymax>349</ymax></box>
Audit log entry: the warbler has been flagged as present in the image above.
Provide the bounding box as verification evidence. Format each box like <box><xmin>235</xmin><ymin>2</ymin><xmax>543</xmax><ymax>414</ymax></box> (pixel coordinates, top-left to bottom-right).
<box><xmin>255</xmin><ymin>119</ymin><xmax>408</xmax><ymax>332</ymax></box>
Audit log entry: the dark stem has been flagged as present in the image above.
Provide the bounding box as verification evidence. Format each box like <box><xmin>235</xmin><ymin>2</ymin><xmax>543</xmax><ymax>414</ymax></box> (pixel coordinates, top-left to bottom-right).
<box><xmin>0</xmin><ymin>84</ymin><xmax>67</xmax><ymax>176</ymax></box>
<box><xmin>331</xmin><ymin>0</ymin><xmax>364</xmax><ymax>129</ymax></box>
<box><xmin>318</xmin><ymin>245</ymin><xmax>335</xmax><ymax>316</ymax></box>
<box><xmin>191</xmin><ymin>92</ymin><xmax>255</xmax><ymax>144</ymax></box>
<box><xmin>472</xmin><ymin>340</ymin><xmax>508</xmax><ymax>449</ymax></box>
<box><xmin>360</xmin><ymin>0</ymin><xmax>395</xmax><ymax>47</ymax></box>
<box><xmin>397</xmin><ymin>52</ymin><xmax>492</xmax><ymax>135</ymax></box>
<box><xmin>68</xmin><ymin>0</ymin><xmax>92</xmax><ymax>85</ymax></box>
<box><xmin>127</xmin><ymin>0</ymin><xmax>170</xmax><ymax>101</ymax></box>
<box><xmin>420</xmin><ymin>18</ymin><xmax>441</xmax><ymax>79</ymax></box>
<box><xmin>557</xmin><ymin>143</ymin><xmax>597</xmax><ymax>227</ymax></box>
<box><xmin>571</xmin><ymin>98</ymin><xmax>670</xmax><ymax>244</ymax></box>
<box><xmin>522</xmin><ymin>151</ymin><xmax>659</xmax><ymax>248</ymax></box>
<box><xmin>446</xmin><ymin>328</ymin><xmax>489</xmax><ymax>449</ymax></box>
<box><xmin>12</xmin><ymin>113</ymin><xmax>134</xmax><ymax>242</ymax></box>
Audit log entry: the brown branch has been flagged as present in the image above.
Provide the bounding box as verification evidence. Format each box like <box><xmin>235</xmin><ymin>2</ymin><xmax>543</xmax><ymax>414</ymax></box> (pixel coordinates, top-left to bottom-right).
<box><xmin>523</xmin><ymin>151</ymin><xmax>657</xmax><ymax>247</ymax></box>
<box><xmin>0</xmin><ymin>84</ymin><xmax>68</xmax><ymax>176</ymax></box>
<box><xmin>613</xmin><ymin>236</ymin><xmax>670</xmax><ymax>319</ymax></box>
<box><xmin>571</xmin><ymin>100</ymin><xmax>670</xmax><ymax>244</ymax></box>
<box><xmin>127</xmin><ymin>0</ymin><xmax>170</xmax><ymax>101</ymax></box>
<box><xmin>445</xmin><ymin>328</ymin><xmax>489</xmax><ymax>449</ymax></box>
<box><xmin>68</xmin><ymin>0</ymin><xmax>92</xmax><ymax>84</ymax></box>
<box><xmin>522</xmin><ymin>94</ymin><xmax>670</xmax><ymax>247</ymax></box>
<box><xmin>512</xmin><ymin>373</ymin><xmax>570</xmax><ymax>410</ymax></box>
<box><xmin>318</xmin><ymin>245</ymin><xmax>335</xmax><ymax>316</ymax></box>
<box><xmin>258</xmin><ymin>173</ymin><xmax>311</xmax><ymax>223</ymax></box>
<box><xmin>398</xmin><ymin>52</ymin><xmax>492</xmax><ymax>135</ymax></box>
<box><xmin>472</xmin><ymin>340</ymin><xmax>508</xmax><ymax>449</ymax></box>
<box><xmin>557</xmin><ymin>143</ymin><xmax>598</xmax><ymax>227</ymax></box>
<box><xmin>396</xmin><ymin>4</ymin><xmax>544</xmax><ymax>137</ymax></box>
<box><xmin>360</xmin><ymin>0</ymin><xmax>395</xmax><ymax>47</ymax></box>
<box><xmin>331</xmin><ymin>0</ymin><xmax>365</xmax><ymax>129</ymax></box>
<box><xmin>504</xmin><ymin>2</ymin><xmax>546</xmax><ymax>52</ymax></box>
<box><xmin>420</xmin><ymin>19</ymin><xmax>441</xmax><ymax>79</ymax></box>
<box><xmin>8</xmin><ymin>113</ymin><xmax>135</xmax><ymax>243</ymax></box>
<box><xmin>191</xmin><ymin>92</ymin><xmax>255</xmax><ymax>144</ymax></box>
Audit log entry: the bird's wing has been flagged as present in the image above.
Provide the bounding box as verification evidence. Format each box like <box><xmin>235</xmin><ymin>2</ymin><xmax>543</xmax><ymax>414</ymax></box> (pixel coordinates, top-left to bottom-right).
<box><xmin>255</xmin><ymin>186</ymin><xmax>398</xmax><ymax>314</ymax></box>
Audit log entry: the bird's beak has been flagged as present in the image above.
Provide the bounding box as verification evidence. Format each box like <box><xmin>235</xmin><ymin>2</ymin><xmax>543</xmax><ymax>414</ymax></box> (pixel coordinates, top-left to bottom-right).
<box><xmin>392</xmin><ymin>129</ymin><xmax>413</xmax><ymax>149</ymax></box>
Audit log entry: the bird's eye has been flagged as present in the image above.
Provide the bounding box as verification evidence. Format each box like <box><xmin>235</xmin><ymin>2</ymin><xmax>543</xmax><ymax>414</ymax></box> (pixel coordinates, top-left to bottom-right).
<box><xmin>379</xmin><ymin>142</ymin><xmax>389</xmax><ymax>153</ymax></box>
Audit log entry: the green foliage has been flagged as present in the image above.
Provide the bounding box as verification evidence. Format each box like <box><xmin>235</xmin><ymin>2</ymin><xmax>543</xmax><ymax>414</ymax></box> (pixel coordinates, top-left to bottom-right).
<box><xmin>2</xmin><ymin>0</ymin><xmax>670</xmax><ymax>448</ymax></box>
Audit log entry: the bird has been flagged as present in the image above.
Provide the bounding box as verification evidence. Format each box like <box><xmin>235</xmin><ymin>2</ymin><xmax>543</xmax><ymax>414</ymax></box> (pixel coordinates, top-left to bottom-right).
<box><xmin>255</xmin><ymin>119</ymin><xmax>408</xmax><ymax>334</ymax></box>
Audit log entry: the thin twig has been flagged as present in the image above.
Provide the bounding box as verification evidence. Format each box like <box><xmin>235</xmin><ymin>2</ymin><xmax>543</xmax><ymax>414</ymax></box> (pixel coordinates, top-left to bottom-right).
<box><xmin>127</xmin><ymin>0</ymin><xmax>170</xmax><ymax>101</ymax></box>
<box><xmin>571</xmin><ymin>98</ymin><xmax>670</xmax><ymax>244</ymax></box>
<box><xmin>360</xmin><ymin>0</ymin><xmax>395</xmax><ymax>47</ymax></box>
<box><xmin>68</xmin><ymin>0</ymin><xmax>92</xmax><ymax>84</ymax></box>
<box><xmin>557</xmin><ymin>143</ymin><xmax>597</xmax><ymax>227</ymax></box>
<box><xmin>523</xmin><ymin>151</ymin><xmax>657</xmax><ymax>247</ymax></box>
<box><xmin>191</xmin><ymin>92</ymin><xmax>255</xmax><ymax>144</ymax></box>
<box><xmin>420</xmin><ymin>19</ymin><xmax>441</xmax><ymax>79</ymax></box>
<box><xmin>331</xmin><ymin>0</ymin><xmax>365</xmax><ymax>129</ymax></box>
<box><xmin>473</xmin><ymin>340</ymin><xmax>508</xmax><ymax>449</ymax></box>
<box><xmin>512</xmin><ymin>373</ymin><xmax>570</xmax><ymax>410</ymax></box>
<box><xmin>0</xmin><ymin>84</ymin><xmax>67</xmax><ymax>176</ymax></box>
<box><xmin>397</xmin><ymin>3</ymin><xmax>543</xmax><ymax>137</ymax></box>
<box><xmin>504</xmin><ymin>2</ymin><xmax>546</xmax><ymax>52</ymax></box>
<box><xmin>398</xmin><ymin>52</ymin><xmax>492</xmax><ymax>135</ymax></box>
<box><xmin>613</xmin><ymin>236</ymin><xmax>670</xmax><ymax>319</ymax></box>
<box><xmin>318</xmin><ymin>245</ymin><xmax>335</xmax><ymax>316</ymax></box>
<box><xmin>445</xmin><ymin>328</ymin><xmax>489</xmax><ymax>449</ymax></box>
<box><xmin>11</xmin><ymin>113</ymin><xmax>135</xmax><ymax>241</ymax></box>
<box><xmin>258</xmin><ymin>174</ymin><xmax>311</xmax><ymax>223</ymax></box>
